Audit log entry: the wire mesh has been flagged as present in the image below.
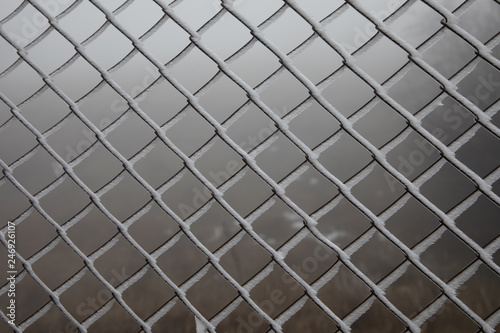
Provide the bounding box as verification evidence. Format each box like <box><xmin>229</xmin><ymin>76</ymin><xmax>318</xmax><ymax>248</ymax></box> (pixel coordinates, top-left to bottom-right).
<box><xmin>1</xmin><ymin>0</ymin><xmax>500</xmax><ymax>332</ymax></box>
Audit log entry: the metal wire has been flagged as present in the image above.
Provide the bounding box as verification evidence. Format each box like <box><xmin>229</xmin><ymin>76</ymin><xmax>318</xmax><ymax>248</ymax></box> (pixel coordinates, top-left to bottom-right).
<box><xmin>1</xmin><ymin>0</ymin><xmax>500</xmax><ymax>332</ymax></box>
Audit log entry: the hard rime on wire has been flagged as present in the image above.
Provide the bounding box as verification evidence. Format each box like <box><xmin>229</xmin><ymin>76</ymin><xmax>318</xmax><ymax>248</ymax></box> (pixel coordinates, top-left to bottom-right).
<box><xmin>0</xmin><ymin>0</ymin><xmax>499</xmax><ymax>332</ymax></box>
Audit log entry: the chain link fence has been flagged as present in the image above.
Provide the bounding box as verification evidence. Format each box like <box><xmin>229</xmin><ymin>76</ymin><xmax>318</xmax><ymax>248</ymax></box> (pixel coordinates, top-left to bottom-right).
<box><xmin>1</xmin><ymin>0</ymin><xmax>500</xmax><ymax>332</ymax></box>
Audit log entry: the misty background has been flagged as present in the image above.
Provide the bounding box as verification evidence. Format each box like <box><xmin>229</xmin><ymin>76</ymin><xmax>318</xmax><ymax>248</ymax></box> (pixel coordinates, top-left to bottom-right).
<box><xmin>0</xmin><ymin>0</ymin><xmax>500</xmax><ymax>332</ymax></box>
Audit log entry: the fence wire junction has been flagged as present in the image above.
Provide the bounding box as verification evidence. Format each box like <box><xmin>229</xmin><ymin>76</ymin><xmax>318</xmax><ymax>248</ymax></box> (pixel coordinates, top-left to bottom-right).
<box><xmin>1</xmin><ymin>0</ymin><xmax>500</xmax><ymax>332</ymax></box>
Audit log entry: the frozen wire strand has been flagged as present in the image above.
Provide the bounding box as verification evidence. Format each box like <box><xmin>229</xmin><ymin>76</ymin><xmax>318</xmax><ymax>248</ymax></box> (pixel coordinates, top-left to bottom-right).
<box><xmin>0</xmin><ymin>91</ymin><xmax>166</xmax><ymax>333</ymax></box>
<box><xmin>423</xmin><ymin>0</ymin><xmax>500</xmax><ymax>71</ymax></box>
<box><xmin>0</xmin><ymin>308</ymin><xmax>21</xmax><ymax>333</ymax></box>
<box><xmin>112</xmin><ymin>136</ymin><xmax>267</xmax><ymax>308</ymax></box>
<box><xmin>0</xmin><ymin>271</ymin><xmax>26</xmax><ymax>309</ymax></box>
<box><xmin>150</xmin><ymin>232</ymin><xmax>183</xmax><ymax>262</ymax></box>
<box><xmin>356</xmin><ymin>191</ymin><xmax>479</xmax><ymax>324</ymax></box>
<box><xmin>215</xmin><ymin>0</ymin><xmax>496</xmax><ymax>330</ymax></box>
<box><xmin>275</xmin><ymin>295</ymin><xmax>309</xmax><ymax>326</ymax></box>
<box><xmin>234</xmin><ymin>0</ymin><xmax>433</xmax><ymax>130</ymax></box>
<box><xmin>343</xmin><ymin>0</ymin><xmax>500</xmax><ymax>203</ymax></box>
<box><xmin>310</xmin><ymin>194</ymin><xmax>344</xmax><ymax>221</ymax></box>
<box><xmin>18</xmin><ymin>303</ymin><xmax>54</xmax><ymax>332</ymax></box>
<box><xmin>378</xmin><ymin>193</ymin><xmax>412</xmax><ymax>223</ymax></box>
<box><xmin>290</xmin><ymin>2</ymin><xmax>498</xmax><ymax>278</ymax></box>
<box><xmin>349</xmin><ymin>27</ymin><xmax>477</xmax><ymax>126</ymax></box>
<box><xmin>0</xmin><ymin>1</ymin><xmax>496</xmax><ymax>330</ymax></box>
<box><xmin>312</xmin><ymin>129</ymin><xmax>344</xmax><ymax>157</ymax></box>
<box><xmin>344</xmin><ymin>162</ymin><xmax>376</xmax><ymax>189</ymax></box>
<box><xmin>0</xmin><ymin>230</ymin><xmax>86</xmax><ymax>332</ymax></box>
<box><xmin>137</xmin><ymin>4</ymin><xmax>418</xmax><ymax>332</ymax></box>
<box><xmin>0</xmin><ymin>0</ymin><xmax>426</xmax><ymax>177</ymax></box>
<box><xmin>349</xmin><ymin>0</ymin><xmax>500</xmax><ymax>142</ymax></box>
<box><xmin>415</xmin><ymin>37</ymin><xmax>499</xmax><ymax>124</ymax></box>
<box><xmin>486</xmin><ymin>165</ymin><xmax>500</xmax><ymax>187</ymax></box>
<box><xmin>213</xmin><ymin>0</ymin><xmax>490</xmax><ymax>326</ymax></box>
<box><xmin>117</xmin><ymin>266</ymin><xmax>149</xmax><ymax>296</ymax></box>
<box><xmin>378</xmin><ymin>261</ymin><xmax>413</xmax><ymax>292</ymax></box>
<box><xmin>2</xmin><ymin>1</ymin><xmax>165</xmax><ymax>125</ymax></box>
<box><xmin>94</xmin><ymin>172</ymin><xmax>125</xmax><ymax>198</ymax></box>
<box><xmin>412</xmin><ymin>295</ymin><xmax>448</xmax><ymax>328</ymax></box>
<box><xmin>209</xmin><ymin>297</ymin><xmax>243</xmax><ymax>328</ymax></box>
<box><xmin>34</xmin><ymin>173</ymin><xmax>66</xmax><ymax>200</ymax></box>
<box><xmin>398</xmin><ymin>99</ymin><xmax>499</xmax><ymax>209</ymax></box>
<box><xmin>277</xmin><ymin>228</ymin><xmax>311</xmax><ymax>258</ymax></box>
<box><xmin>0</xmin><ymin>1</ymin><xmax>29</xmax><ymax>25</ymax></box>
<box><xmin>412</xmin><ymin>207</ymin><xmax>500</xmax><ymax>326</ymax></box>
<box><xmin>412</xmin><ymin>159</ymin><xmax>447</xmax><ymax>190</ymax></box>
<box><xmin>26</xmin><ymin>237</ymin><xmax>60</xmax><ymax>265</ymax></box>
<box><xmin>0</xmin><ymin>0</ymin><xmax>83</xmax><ymax>80</ymax></box>
<box><xmin>0</xmin><ymin>115</ymin><xmax>15</xmax><ymax>133</ymax></box>
<box><xmin>413</xmin><ymin>226</ymin><xmax>448</xmax><ymax>258</ymax></box>
<box><xmin>9</xmin><ymin>16</ymin><xmax>206</xmax><ymax>182</ymax></box>
<box><xmin>169</xmin><ymin>159</ymin><xmax>329</xmax><ymax>326</ymax></box>
<box><xmin>145</xmin><ymin>297</ymin><xmax>178</xmax><ymax>328</ymax></box>
<box><xmin>183</xmin><ymin>201</ymin><xmax>215</xmax><ymax>227</ymax></box>
<box><xmin>487</xmin><ymin>307</ymin><xmax>500</xmax><ymax>330</ymax></box>
<box><xmin>449</xmin><ymin>261</ymin><xmax>483</xmax><ymax>291</ymax></box>
<box><xmin>195</xmin><ymin>316</ymin><xmax>208</xmax><ymax>333</ymax></box>
<box><xmin>414</xmin><ymin>261</ymin><xmax>482</xmax><ymax>327</ymax></box>
<box><xmin>54</xmin><ymin>267</ymin><xmax>87</xmax><ymax>298</ymax></box>
<box><xmin>133</xmin><ymin>8</ymin><xmax>418</xmax><ymax>331</ymax></box>
<box><xmin>447</xmin><ymin>191</ymin><xmax>482</xmax><ymax>221</ymax></box>
<box><xmin>312</xmin><ymin>260</ymin><xmax>343</xmax><ymax>292</ymax></box>
<box><xmin>292</xmin><ymin>0</ymin><xmax>500</xmax><ymax>226</ymax></box>
<box><xmin>0</xmin><ymin>2</ymin><xmax>480</xmax><ymax>332</ymax></box>
<box><xmin>81</xmin><ymin>297</ymin><xmax>116</xmax><ymax>329</ymax></box>
<box><xmin>344</xmin><ymin>297</ymin><xmax>377</xmax><ymax>327</ymax></box>
<box><xmin>223</xmin><ymin>192</ymin><xmax>391</xmax><ymax>326</ymax></box>
<box><xmin>210</xmin><ymin>204</ymin><xmax>337</xmax><ymax>325</ymax></box>
<box><xmin>278</xmin><ymin>163</ymin><xmax>310</xmax><ymax>190</ymax></box>
<box><xmin>0</xmin><ymin>180</ymin><xmax>123</xmax><ymax>331</ymax></box>
<box><xmin>392</xmin><ymin>90</ymin><xmax>499</xmax><ymax>191</ymax></box>
<box><xmin>344</xmin><ymin>228</ymin><xmax>378</xmax><ymax>258</ymax></box>
<box><xmin>7</xmin><ymin>145</ymin><xmax>40</xmax><ymax>171</ymax></box>
<box><xmin>50</xmin><ymin>1</ymin><xmax>357</xmax><ymax>331</ymax></box>
<box><xmin>485</xmin><ymin>237</ymin><xmax>500</xmax><ymax>269</ymax></box>
<box><xmin>213</xmin><ymin>230</ymin><xmax>246</xmax><ymax>260</ymax></box>
<box><xmin>3</xmin><ymin>4</ymin><xmax>289</xmax><ymax>332</ymax></box>
<box><xmin>484</xmin><ymin>97</ymin><xmax>500</xmax><ymax>119</ymax></box>
<box><xmin>12</xmin><ymin>43</ymin><xmax>226</xmax><ymax>330</ymax></box>
<box><xmin>0</xmin><ymin>266</ymin><xmax>25</xmax><ymax>293</ymax></box>
<box><xmin>447</xmin><ymin>123</ymin><xmax>482</xmax><ymax>152</ymax></box>
<box><xmin>86</xmin><ymin>236</ymin><xmax>121</xmax><ymax>265</ymax></box>
<box><xmin>0</xmin><ymin>209</ymin><xmax>32</xmax><ymax>243</ymax></box>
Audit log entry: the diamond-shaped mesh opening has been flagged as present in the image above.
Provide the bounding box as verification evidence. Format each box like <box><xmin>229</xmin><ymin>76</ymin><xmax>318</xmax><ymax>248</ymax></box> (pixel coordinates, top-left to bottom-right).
<box><xmin>66</xmin><ymin>204</ymin><xmax>118</xmax><ymax>256</ymax></box>
<box><xmin>122</xmin><ymin>266</ymin><xmax>175</xmax><ymax>320</ymax></box>
<box><xmin>1</xmin><ymin>0</ymin><xmax>500</xmax><ymax>332</ymax></box>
